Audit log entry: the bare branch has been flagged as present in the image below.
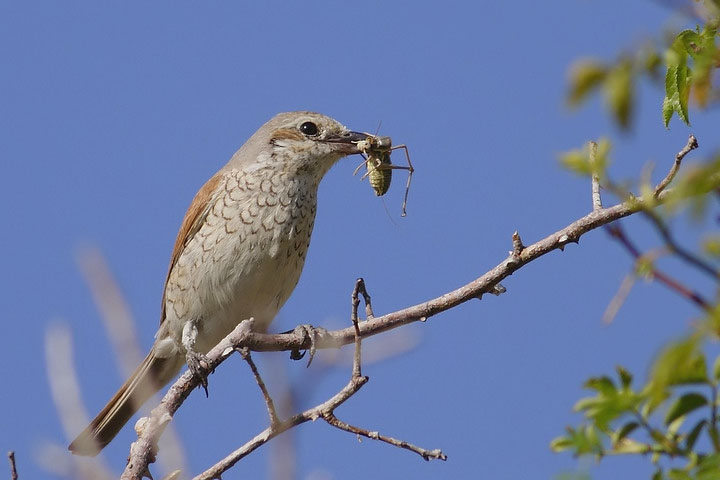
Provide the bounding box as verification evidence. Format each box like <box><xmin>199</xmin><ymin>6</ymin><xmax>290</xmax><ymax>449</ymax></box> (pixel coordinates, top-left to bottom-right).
<box><xmin>323</xmin><ymin>413</ymin><xmax>447</xmax><ymax>461</ymax></box>
<box><xmin>240</xmin><ymin>190</ymin><xmax>694</xmax><ymax>355</ymax></box>
<box><xmin>193</xmin><ymin>372</ymin><xmax>370</xmax><ymax>480</ymax></box>
<box><xmin>602</xmin><ymin>273</ymin><xmax>636</xmax><ymax>325</ymax></box>
<box><xmin>590</xmin><ymin>141</ymin><xmax>603</xmax><ymax>211</ymax></box>
<box><xmin>351</xmin><ymin>278</ymin><xmax>364</xmax><ymax>378</ymax></box>
<box><xmin>121</xmin><ymin>320</ymin><xmax>255</xmax><ymax>480</ymax></box>
<box><xmin>122</xmin><ymin>136</ymin><xmax>715</xmax><ymax>478</ymax></box>
<box><xmin>642</xmin><ymin>208</ymin><xmax>720</xmax><ymax>279</ymax></box>
<box><xmin>8</xmin><ymin>451</ymin><xmax>18</xmax><ymax>480</ymax></box>
<box><xmin>654</xmin><ymin>134</ymin><xmax>698</xmax><ymax>197</ymax></box>
<box><xmin>606</xmin><ymin>224</ymin><xmax>710</xmax><ymax>309</ymax></box>
<box><xmin>356</xmin><ymin>278</ymin><xmax>375</xmax><ymax>319</ymax></box>
<box><xmin>240</xmin><ymin>348</ymin><xmax>280</xmax><ymax>427</ymax></box>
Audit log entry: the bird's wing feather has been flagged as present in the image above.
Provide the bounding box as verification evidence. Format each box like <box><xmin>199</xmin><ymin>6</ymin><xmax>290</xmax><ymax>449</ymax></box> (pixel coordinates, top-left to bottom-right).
<box><xmin>160</xmin><ymin>171</ymin><xmax>224</xmax><ymax>325</ymax></box>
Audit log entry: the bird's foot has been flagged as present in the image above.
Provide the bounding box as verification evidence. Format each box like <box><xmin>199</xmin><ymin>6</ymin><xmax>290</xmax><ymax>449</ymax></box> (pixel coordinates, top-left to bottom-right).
<box><xmin>186</xmin><ymin>350</ymin><xmax>212</xmax><ymax>397</ymax></box>
<box><xmin>289</xmin><ymin>324</ymin><xmax>327</xmax><ymax>367</ymax></box>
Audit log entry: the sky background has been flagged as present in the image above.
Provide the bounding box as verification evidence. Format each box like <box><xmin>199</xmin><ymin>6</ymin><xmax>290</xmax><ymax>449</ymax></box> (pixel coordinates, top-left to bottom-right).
<box><xmin>3</xmin><ymin>1</ymin><xmax>720</xmax><ymax>479</ymax></box>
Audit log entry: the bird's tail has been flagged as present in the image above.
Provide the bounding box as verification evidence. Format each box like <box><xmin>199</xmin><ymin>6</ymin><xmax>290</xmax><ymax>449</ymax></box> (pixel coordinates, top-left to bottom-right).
<box><xmin>68</xmin><ymin>350</ymin><xmax>183</xmax><ymax>456</ymax></box>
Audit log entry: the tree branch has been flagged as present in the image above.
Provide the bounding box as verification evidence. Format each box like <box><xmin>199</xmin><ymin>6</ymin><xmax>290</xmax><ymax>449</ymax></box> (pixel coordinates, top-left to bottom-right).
<box><xmin>606</xmin><ymin>224</ymin><xmax>711</xmax><ymax>309</ymax></box>
<box><xmin>654</xmin><ymin>134</ymin><xmax>698</xmax><ymax>197</ymax></box>
<box><xmin>121</xmin><ymin>136</ymin><xmax>710</xmax><ymax>478</ymax></box>
<box><xmin>590</xmin><ymin>141</ymin><xmax>603</xmax><ymax>211</ymax></box>
<box><xmin>7</xmin><ymin>451</ymin><xmax>18</xmax><ymax>480</ymax></box>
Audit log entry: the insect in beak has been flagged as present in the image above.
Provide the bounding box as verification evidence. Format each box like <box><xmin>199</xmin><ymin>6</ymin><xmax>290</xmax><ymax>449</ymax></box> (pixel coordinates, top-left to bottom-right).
<box><xmin>353</xmin><ymin>134</ymin><xmax>415</xmax><ymax>217</ymax></box>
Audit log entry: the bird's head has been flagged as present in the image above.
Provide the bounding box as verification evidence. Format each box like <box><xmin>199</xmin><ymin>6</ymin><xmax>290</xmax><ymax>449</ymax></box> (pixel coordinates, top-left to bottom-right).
<box><xmin>229</xmin><ymin>111</ymin><xmax>370</xmax><ymax>176</ymax></box>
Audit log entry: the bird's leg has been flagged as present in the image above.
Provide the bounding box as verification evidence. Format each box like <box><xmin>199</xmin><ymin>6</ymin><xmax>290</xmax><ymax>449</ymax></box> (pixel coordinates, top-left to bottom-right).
<box><xmin>182</xmin><ymin>320</ymin><xmax>211</xmax><ymax>396</ymax></box>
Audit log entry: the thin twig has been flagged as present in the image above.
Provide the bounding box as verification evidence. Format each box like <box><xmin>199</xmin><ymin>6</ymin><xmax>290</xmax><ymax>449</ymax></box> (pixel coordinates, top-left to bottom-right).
<box><xmin>357</xmin><ymin>279</ymin><xmax>375</xmax><ymax>319</ymax></box>
<box><xmin>606</xmin><ymin>225</ymin><xmax>710</xmax><ymax>309</ymax></box>
<box><xmin>323</xmin><ymin>413</ymin><xmax>447</xmax><ymax>461</ymax></box>
<box><xmin>351</xmin><ymin>279</ymin><xmax>364</xmax><ymax>377</ymax></box>
<box><xmin>654</xmin><ymin>134</ymin><xmax>698</xmax><ymax>197</ymax></box>
<box><xmin>7</xmin><ymin>451</ymin><xmax>18</xmax><ymax>480</ymax></box>
<box><xmin>193</xmin><ymin>372</ymin><xmax>370</xmax><ymax>480</ymax></box>
<box><xmin>240</xmin><ymin>347</ymin><xmax>279</xmax><ymax>427</ymax></box>
<box><xmin>602</xmin><ymin>273</ymin><xmax>636</xmax><ymax>325</ymax></box>
<box><xmin>642</xmin><ymin>209</ymin><xmax>720</xmax><ymax>279</ymax></box>
<box><xmin>590</xmin><ymin>141</ymin><xmax>603</xmax><ymax>211</ymax></box>
<box><xmin>195</xmin><ymin>278</ymin><xmax>443</xmax><ymax>479</ymax></box>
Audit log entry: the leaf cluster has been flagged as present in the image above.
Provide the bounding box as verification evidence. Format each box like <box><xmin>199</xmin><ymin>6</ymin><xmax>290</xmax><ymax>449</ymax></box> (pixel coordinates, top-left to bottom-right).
<box><xmin>551</xmin><ymin>338</ymin><xmax>720</xmax><ymax>479</ymax></box>
<box><xmin>566</xmin><ymin>14</ymin><xmax>719</xmax><ymax>130</ymax></box>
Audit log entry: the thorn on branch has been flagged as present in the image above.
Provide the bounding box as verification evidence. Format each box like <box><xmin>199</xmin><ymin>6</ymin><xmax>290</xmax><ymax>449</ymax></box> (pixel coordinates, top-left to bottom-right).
<box><xmin>654</xmin><ymin>134</ymin><xmax>698</xmax><ymax>197</ymax></box>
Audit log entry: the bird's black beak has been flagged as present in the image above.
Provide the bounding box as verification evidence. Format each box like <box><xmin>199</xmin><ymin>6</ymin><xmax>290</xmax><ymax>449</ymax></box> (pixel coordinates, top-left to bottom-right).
<box><xmin>323</xmin><ymin>131</ymin><xmax>370</xmax><ymax>155</ymax></box>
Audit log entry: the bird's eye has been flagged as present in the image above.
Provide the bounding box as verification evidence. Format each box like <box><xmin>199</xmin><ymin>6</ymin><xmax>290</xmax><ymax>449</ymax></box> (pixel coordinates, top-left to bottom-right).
<box><xmin>299</xmin><ymin>121</ymin><xmax>319</xmax><ymax>136</ymax></box>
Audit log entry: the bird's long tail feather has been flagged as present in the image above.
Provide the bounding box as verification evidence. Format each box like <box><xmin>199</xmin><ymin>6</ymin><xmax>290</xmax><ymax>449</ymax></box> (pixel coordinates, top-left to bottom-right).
<box><xmin>68</xmin><ymin>350</ymin><xmax>182</xmax><ymax>456</ymax></box>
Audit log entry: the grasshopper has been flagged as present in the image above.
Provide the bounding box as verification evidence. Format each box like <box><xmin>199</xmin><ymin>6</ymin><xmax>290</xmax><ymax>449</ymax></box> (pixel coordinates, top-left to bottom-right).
<box><xmin>354</xmin><ymin>134</ymin><xmax>414</xmax><ymax>216</ymax></box>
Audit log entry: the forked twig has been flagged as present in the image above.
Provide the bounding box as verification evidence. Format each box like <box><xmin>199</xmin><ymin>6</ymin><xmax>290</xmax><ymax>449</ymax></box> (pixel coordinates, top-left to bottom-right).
<box><xmin>654</xmin><ymin>134</ymin><xmax>698</xmax><ymax>197</ymax></box>
<box><xmin>240</xmin><ymin>347</ymin><xmax>279</xmax><ymax>427</ymax></box>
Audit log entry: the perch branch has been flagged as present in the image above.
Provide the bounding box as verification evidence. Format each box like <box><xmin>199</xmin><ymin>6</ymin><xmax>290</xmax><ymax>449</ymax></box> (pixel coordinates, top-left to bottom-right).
<box><xmin>122</xmin><ymin>135</ymin><xmax>706</xmax><ymax>478</ymax></box>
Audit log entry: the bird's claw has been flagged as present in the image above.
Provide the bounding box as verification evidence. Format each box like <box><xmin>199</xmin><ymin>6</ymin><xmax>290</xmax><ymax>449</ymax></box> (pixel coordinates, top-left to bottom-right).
<box><xmin>290</xmin><ymin>324</ymin><xmax>326</xmax><ymax>367</ymax></box>
<box><xmin>186</xmin><ymin>350</ymin><xmax>212</xmax><ymax>397</ymax></box>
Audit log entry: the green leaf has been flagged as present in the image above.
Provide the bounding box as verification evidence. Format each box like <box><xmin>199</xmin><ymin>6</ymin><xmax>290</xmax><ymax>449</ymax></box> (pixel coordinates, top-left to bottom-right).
<box><xmin>703</xmin><ymin>237</ymin><xmax>720</xmax><ymax>258</ymax></box>
<box><xmin>662</xmin><ymin>94</ymin><xmax>674</xmax><ymax>128</ymax></box>
<box><xmin>646</xmin><ymin>337</ymin><xmax>708</xmax><ymax>404</ymax></box>
<box><xmin>617</xmin><ymin>366</ymin><xmax>633</xmax><ymax>389</ymax></box>
<box><xmin>613</xmin><ymin>437</ymin><xmax>649</xmax><ymax>454</ymax></box>
<box><xmin>676</xmin><ymin>30</ymin><xmax>703</xmax><ymax>59</ymax></box>
<box><xmin>567</xmin><ymin>59</ymin><xmax>608</xmax><ymax>107</ymax></box>
<box><xmin>559</xmin><ymin>139</ymin><xmax>611</xmax><ymax>178</ymax></box>
<box><xmin>653</xmin><ymin>468</ymin><xmax>665</xmax><ymax>480</ymax></box>
<box><xmin>668</xmin><ymin>414</ymin><xmax>686</xmax><ymax>436</ymax></box>
<box><xmin>663</xmin><ymin>34</ymin><xmax>693</xmax><ymax>128</ymax></box>
<box><xmin>663</xmin><ymin>63</ymin><xmax>691</xmax><ymax>127</ymax></box>
<box><xmin>604</xmin><ymin>59</ymin><xmax>634</xmax><ymax>129</ymax></box>
<box><xmin>664</xmin><ymin>392</ymin><xmax>708</xmax><ymax>425</ymax></box>
<box><xmin>550</xmin><ymin>425</ymin><xmax>604</xmax><ymax>456</ymax></box>
<box><xmin>685</xmin><ymin>419</ymin><xmax>707</xmax><ymax>451</ymax></box>
<box><xmin>612</xmin><ymin>421</ymin><xmax>639</xmax><ymax>445</ymax></box>
<box><xmin>714</xmin><ymin>356</ymin><xmax>720</xmax><ymax>380</ymax></box>
<box><xmin>584</xmin><ymin>376</ymin><xmax>616</xmax><ymax>395</ymax></box>
<box><xmin>696</xmin><ymin>453</ymin><xmax>720</xmax><ymax>480</ymax></box>
<box><xmin>574</xmin><ymin>388</ymin><xmax>644</xmax><ymax>430</ymax></box>
<box><xmin>668</xmin><ymin>469</ymin><xmax>692</xmax><ymax>480</ymax></box>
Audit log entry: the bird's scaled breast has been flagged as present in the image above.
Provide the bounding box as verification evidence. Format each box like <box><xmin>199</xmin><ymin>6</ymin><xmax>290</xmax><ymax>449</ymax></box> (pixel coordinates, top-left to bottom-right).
<box><xmin>164</xmin><ymin>168</ymin><xmax>318</xmax><ymax>350</ymax></box>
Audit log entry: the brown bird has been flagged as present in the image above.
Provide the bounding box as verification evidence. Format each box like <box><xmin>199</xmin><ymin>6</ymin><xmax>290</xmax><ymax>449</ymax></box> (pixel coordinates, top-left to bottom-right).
<box><xmin>69</xmin><ymin>111</ymin><xmax>369</xmax><ymax>456</ymax></box>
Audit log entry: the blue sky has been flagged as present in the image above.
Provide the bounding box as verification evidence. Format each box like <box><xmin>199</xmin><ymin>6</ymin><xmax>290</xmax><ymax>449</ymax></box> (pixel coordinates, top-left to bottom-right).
<box><xmin>3</xmin><ymin>1</ymin><xmax>720</xmax><ymax>479</ymax></box>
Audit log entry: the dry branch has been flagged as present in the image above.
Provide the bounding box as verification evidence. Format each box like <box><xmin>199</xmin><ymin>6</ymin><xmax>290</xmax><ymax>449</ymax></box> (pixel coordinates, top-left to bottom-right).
<box><xmin>119</xmin><ymin>136</ymin><xmax>705</xmax><ymax>478</ymax></box>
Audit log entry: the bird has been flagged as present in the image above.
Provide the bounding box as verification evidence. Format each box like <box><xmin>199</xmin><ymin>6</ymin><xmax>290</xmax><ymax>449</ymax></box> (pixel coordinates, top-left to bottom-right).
<box><xmin>69</xmin><ymin>111</ymin><xmax>370</xmax><ymax>456</ymax></box>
